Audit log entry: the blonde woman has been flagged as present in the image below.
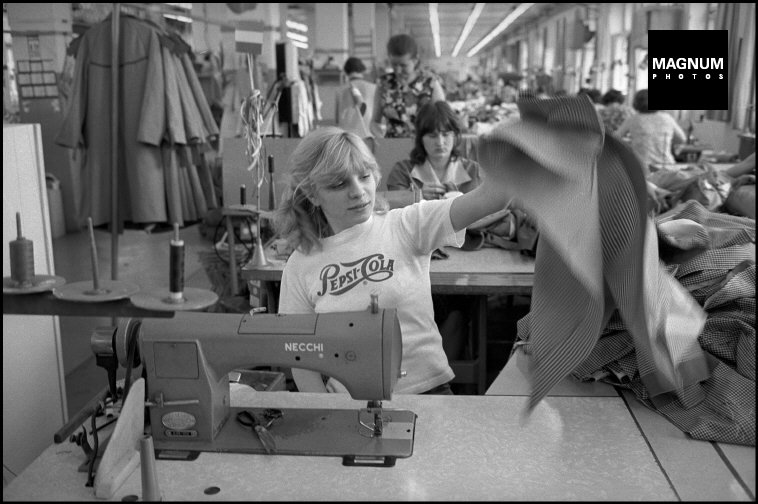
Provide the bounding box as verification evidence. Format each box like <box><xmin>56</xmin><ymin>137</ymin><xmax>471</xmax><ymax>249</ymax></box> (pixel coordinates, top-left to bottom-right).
<box><xmin>273</xmin><ymin>127</ymin><xmax>506</xmax><ymax>394</ymax></box>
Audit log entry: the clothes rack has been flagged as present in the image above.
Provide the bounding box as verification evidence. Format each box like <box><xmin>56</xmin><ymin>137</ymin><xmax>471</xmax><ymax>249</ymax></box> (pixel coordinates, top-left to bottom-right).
<box><xmin>57</xmin><ymin>3</ymin><xmax>221</xmax><ymax>281</ymax></box>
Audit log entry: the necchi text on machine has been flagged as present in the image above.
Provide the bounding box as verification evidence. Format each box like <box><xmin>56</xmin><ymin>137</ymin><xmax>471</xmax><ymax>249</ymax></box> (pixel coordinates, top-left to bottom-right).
<box><xmin>93</xmin><ymin>300</ymin><xmax>417</xmax><ymax>466</ymax></box>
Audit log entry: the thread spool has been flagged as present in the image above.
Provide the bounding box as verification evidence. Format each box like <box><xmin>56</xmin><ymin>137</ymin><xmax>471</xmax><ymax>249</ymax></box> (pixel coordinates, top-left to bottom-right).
<box><xmin>168</xmin><ymin>223</ymin><xmax>184</xmax><ymax>303</ymax></box>
<box><xmin>139</xmin><ymin>435</ymin><xmax>162</xmax><ymax>501</ymax></box>
<box><xmin>10</xmin><ymin>212</ymin><xmax>35</xmax><ymax>287</ymax></box>
<box><xmin>268</xmin><ymin>155</ymin><xmax>276</xmax><ymax>211</ymax></box>
<box><xmin>240</xmin><ymin>184</ymin><xmax>247</xmax><ymax>205</ymax></box>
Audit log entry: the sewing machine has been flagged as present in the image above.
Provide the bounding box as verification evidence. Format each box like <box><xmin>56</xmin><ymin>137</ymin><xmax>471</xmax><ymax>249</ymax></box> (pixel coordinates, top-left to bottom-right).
<box><xmin>94</xmin><ymin>299</ymin><xmax>417</xmax><ymax>466</ymax></box>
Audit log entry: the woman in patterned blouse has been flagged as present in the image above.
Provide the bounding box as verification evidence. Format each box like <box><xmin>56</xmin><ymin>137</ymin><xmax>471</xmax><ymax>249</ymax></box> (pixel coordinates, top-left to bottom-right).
<box><xmin>370</xmin><ymin>34</ymin><xmax>445</xmax><ymax>138</ymax></box>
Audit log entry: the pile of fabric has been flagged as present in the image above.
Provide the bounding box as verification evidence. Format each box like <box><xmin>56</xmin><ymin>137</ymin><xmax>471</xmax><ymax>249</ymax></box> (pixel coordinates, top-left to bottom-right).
<box><xmin>571</xmin><ymin>201</ymin><xmax>755</xmax><ymax>445</ymax></box>
<box><xmin>646</xmin><ymin>162</ymin><xmax>756</xmax><ymax>220</ymax></box>
<box><xmin>478</xmin><ymin>95</ymin><xmax>755</xmax><ymax>446</ymax></box>
<box><xmin>57</xmin><ymin>13</ymin><xmax>219</xmax><ymax>228</ymax></box>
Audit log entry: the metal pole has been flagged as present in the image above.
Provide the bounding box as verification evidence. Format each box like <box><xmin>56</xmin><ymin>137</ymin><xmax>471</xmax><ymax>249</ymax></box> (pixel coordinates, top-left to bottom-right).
<box><xmin>111</xmin><ymin>3</ymin><xmax>120</xmax><ymax>280</ymax></box>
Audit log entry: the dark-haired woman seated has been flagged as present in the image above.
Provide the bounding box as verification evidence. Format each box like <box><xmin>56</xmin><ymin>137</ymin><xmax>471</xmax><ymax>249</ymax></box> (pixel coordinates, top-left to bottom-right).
<box><xmin>386</xmin><ymin>101</ymin><xmax>483</xmax><ymax>363</ymax></box>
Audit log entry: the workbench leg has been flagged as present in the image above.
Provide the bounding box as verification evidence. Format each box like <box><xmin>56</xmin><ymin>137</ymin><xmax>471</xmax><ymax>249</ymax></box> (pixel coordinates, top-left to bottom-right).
<box><xmin>475</xmin><ymin>295</ymin><xmax>488</xmax><ymax>395</ymax></box>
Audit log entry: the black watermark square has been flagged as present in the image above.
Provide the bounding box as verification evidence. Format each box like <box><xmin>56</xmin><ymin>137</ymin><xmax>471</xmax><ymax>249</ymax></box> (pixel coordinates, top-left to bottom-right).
<box><xmin>648</xmin><ymin>30</ymin><xmax>728</xmax><ymax>110</ymax></box>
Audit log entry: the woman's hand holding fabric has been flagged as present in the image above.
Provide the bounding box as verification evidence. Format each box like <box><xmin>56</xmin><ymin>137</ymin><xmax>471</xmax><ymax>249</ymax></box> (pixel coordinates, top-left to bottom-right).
<box><xmin>422</xmin><ymin>183</ymin><xmax>446</xmax><ymax>200</ymax></box>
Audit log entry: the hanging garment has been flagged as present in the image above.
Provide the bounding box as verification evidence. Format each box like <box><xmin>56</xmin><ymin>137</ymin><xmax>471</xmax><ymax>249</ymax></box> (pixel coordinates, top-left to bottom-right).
<box><xmin>56</xmin><ymin>14</ymin><xmax>167</xmax><ymax>226</ymax></box>
<box><xmin>180</xmin><ymin>52</ymin><xmax>220</xmax><ymax>140</ymax></box>
<box><xmin>290</xmin><ymin>79</ymin><xmax>313</xmax><ymax>137</ymax></box>
<box><xmin>161</xmin><ymin>45</ymin><xmax>187</xmax><ymax>145</ymax></box>
<box><xmin>477</xmin><ymin>96</ymin><xmax>709</xmax><ymax>413</ymax></box>
<box><xmin>57</xmin><ymin>15</ymin><xmax>219</xmax><ymax>228</ymax></box>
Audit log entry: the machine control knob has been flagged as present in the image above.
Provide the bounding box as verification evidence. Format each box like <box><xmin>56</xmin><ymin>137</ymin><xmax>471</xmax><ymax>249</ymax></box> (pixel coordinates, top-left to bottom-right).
<box><xmin>399</xmin><ymin>370</ymin><xmax>407</xmax><ymax>378</ymax></box>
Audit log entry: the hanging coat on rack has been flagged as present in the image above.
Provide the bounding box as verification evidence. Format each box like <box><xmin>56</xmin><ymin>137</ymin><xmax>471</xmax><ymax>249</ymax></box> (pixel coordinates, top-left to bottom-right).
<box><xmin>58</xmin><ymin>14</ymin><xmax>220</xmax><ymax>228</ymax></box>
<box><xmin>56</xmin><ymin>14</ymin><xmax>167</xmax><ymax>227</ymax></box>
<box><xmin>180</xmin><ymin>52</ymin><xmax>220</xmax><ymax>141</ymax></box>
<box><xmin>160</xmin><ymin>41</ymin><xmax>188</xmax><ymax>227</ymax></box>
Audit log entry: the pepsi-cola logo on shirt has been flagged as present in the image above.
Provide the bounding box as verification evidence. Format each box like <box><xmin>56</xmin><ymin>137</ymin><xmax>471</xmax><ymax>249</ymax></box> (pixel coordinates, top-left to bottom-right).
<box><xmin>317</xmin><ymin>253</ymin><xmax>396</xmax><ymax>296</ymax></box>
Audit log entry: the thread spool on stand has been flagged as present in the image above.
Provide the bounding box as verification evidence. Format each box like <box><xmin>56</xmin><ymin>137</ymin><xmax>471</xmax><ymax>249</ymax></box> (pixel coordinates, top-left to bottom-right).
<box><xmin>3</xmin><ymin>212</ymin><xmax>65</xmax><ymax>294</ymax></box>
<box><xmin>11</xmin><ymin>212</ymin><xmax>34</xmax><ymax>287</ymax></box>
<box><xmin>52</xmin><ymin>217</ymin><xmax>139</xmax><ymax>302</ymax></box>
<box><xmin>130</xmin><ymin>223</ymin><xmax>218</xmax><ymax>311</ymax></box>
<box><xmin>268</xmin><ymin>155</ymin><xmax>276</xmax><ymax>211</ymax></box>
<box><xmin>167</xmin><ymin>223</ymin><xmax>185</xmax><ymax>303</ymax></box>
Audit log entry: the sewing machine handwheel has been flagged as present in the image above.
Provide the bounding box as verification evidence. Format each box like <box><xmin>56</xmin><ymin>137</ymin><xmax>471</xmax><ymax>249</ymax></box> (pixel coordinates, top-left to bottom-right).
<box><xmin>342</xmin><ymin>455</ymin><xmax>396</xmax><ymax>467</ymax></box>
<box><xmin>115</xmin><ymin>318</ymin><xmax>142</xmax><ymax>369</ymax></box>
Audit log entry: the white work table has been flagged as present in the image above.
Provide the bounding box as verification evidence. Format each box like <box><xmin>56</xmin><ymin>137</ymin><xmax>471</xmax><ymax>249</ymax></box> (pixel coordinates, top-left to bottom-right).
<box><xmin>7</xmin><ymin>385</ymin><xmax>674</xmax><ymax>501</ymax></box>
<box><xmin>5</xmin><ymin>349</ymin><xmax>754</xmax><ymax>501</ymax></box>
<box><xmin>486</xmin><ymin>348</ymin><xmax>755</xmax><ymax>501</ymax></box>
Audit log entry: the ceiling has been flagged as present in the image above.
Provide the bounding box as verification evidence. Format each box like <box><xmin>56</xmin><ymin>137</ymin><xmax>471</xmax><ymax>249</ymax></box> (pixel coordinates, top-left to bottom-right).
<box><xmin>389</xmin><ymin>3</ymin><xmax>565</xmax><ymax>59</ymax></box>
<box><xmin>284</xmin><ymin>3</ymin><xmax>571</xmax><ymax>60</ymax></box>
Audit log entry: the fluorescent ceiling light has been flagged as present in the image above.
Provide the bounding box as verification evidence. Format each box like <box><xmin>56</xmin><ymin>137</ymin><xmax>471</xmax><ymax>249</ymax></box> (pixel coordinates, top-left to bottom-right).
<box><xmin>291</xmin><ymin>40</ymin><xmax>309</xmax><ymax>50</ymax></box>
<box><xmin>163</xmin><ymin>13</ymin><xmax>192</xmax><ymax>23</ymax></box>
<box><xmin>467</xmin><ymin>3</ymin><xmax>534</xmax><ymax>57</ymax></box>
<box><xmin>452</xmin><ymin>3</ymin><xmax>485</xmax><ymax>57</ymax></box>
<box><xmin>286</xmin><ymin>20</ymin><xmax>308</xmax><ymax>32</ymax></box>
<box><xmin>429</xmin><ymin>3</ymin><xmax>441</xmax><ymax>58</ymax></box>
<box><xmin>286</xmin><ymin>31</ymin><xmax>309</xmax><ymax>43</ymax></box>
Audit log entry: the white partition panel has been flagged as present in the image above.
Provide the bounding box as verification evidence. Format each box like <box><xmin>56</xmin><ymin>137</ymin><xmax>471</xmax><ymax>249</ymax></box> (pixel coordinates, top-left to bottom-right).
<box><xmin>3</xmin><ymin>123</ymin><xmax>68</xmax><ymax>485</ymax></box>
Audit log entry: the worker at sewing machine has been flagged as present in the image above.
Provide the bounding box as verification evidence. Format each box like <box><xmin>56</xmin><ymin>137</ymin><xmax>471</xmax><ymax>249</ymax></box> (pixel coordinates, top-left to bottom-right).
<box><xmin>273</xmin><ymin>127</ymin><xmax>507</xmax><ymax>394</ymax></box>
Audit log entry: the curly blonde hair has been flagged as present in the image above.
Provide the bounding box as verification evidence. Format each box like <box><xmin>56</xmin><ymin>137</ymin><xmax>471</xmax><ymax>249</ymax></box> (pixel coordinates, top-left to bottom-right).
<box><xmin>273</xmin><ymin>127</ymin><xmax>387</xmax><ymax>254</ymax></box>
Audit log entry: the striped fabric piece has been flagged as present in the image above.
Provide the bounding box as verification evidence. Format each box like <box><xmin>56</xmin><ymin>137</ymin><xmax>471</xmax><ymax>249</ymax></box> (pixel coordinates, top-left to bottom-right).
<box><xmin>569</xmin><ymin>230</ymin><xmax>755</xmax><ymax>445</ymax></box>
<box><xmin>477</xmin><ymin>95</ymin><xmax>709</xmax><ymax>412</ymax></box>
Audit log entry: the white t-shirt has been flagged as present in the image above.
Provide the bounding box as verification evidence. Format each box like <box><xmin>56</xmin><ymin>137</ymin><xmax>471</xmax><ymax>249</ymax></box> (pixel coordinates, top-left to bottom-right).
<box><xmin>279</xmin><ymin>198</ymin><xmax>465</xmax><ymax>393</ymax></box>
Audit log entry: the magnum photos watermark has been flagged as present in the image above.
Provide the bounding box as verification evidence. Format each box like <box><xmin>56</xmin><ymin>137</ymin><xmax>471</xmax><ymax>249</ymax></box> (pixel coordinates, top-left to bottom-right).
<box><xmin>651</xmin><ymin>57</ymin><xmax>724</xmax><ymax>80</ymax></box>
<box><xmin>647</xmin><ymin>30</ymin><xmax>728</xmax><ymax>110</ymax></box>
